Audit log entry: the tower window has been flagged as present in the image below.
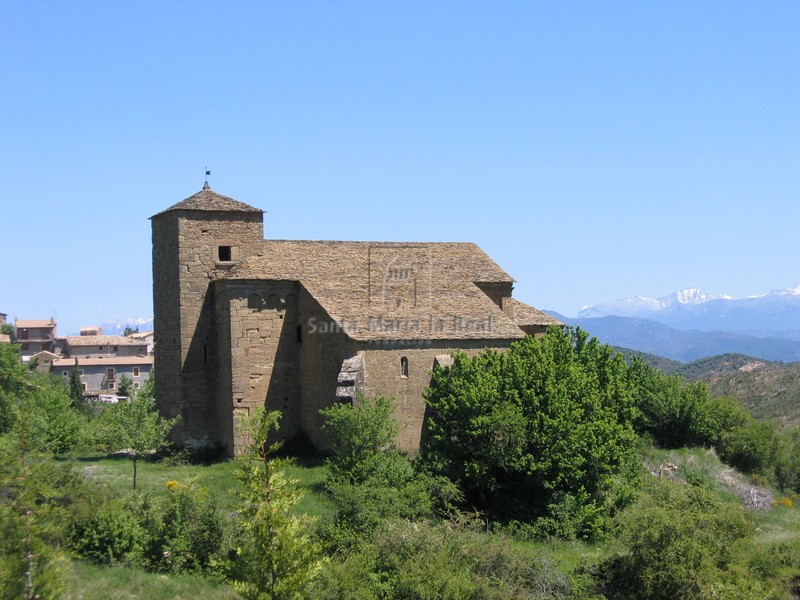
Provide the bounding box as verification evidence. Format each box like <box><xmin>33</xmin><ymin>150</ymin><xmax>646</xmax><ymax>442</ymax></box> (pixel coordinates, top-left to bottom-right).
<box><xmin>400</xmin><ymin>356</ymin><xmax>409</xmax><ymax>378</ymax></box>
<box><xmin>218</xmin><ymin>245</ymin><xmax>232</xmax><ymax>262</ymax></box>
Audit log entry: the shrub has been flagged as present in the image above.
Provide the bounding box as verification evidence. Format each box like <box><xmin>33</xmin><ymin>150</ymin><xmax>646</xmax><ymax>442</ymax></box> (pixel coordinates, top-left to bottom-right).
<box><xmin>423</xmin><ymin>328</ymin><xmax>639</xmax><ymax>538</ymax></box>
<box><xmin>595</xmin><ymin>477</ymin><xmax>761</xmax><ymax>599</ymax></box>
<box><xmin>67</xmin><ymin>501</ymin><xmax>145</xmax><ymax>565</ymax></box>
<box><xmin>311</xmin><ymin>519</ymin><xmax>579</xmax><ymax>599</ymax></box>
<box><xmin>708</xmin><ymin>396</ymin><xmax>780</xmax><ymax>478</ymax></box>
<box><xmin>320</xmin><ymin>395</ymin><xmax>399</xmax><ymax>485</ymax></box>
<box><xmin>143</xmin><ymin>480</ymin><xmax>224</xmax><ymax>574</ymax></box>
<box><xmin>627</xmin><ymin>358</ymin><xmax>714</xmax><ymax>448</ymax></box>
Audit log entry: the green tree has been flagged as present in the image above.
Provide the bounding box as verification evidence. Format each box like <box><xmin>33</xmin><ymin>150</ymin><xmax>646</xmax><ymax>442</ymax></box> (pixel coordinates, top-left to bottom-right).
<box><xmin>25</xmin><ymin>376</ymin><xmax>83</xmax><ymax>456</ymax></box>
<box><xmin>319</xmin><ymin>396</ymin><xmax>455</xmax><ymax>547</ymax></box>
<box><xmin>105</xmin><ymin>389</ymin><xmax>179</xmax><ymax>489</ymax></box>
<box><xmin>423</xmin><ymin>327</ymin><xmax>639</xmax><ymax>538</ymax></box>
<box><xmin>0</xmin><ymin>405</ymin><xmax>70</xmax><ymax>599</ymax></box>
<box><xmin>627</xmin><ymin>357</ymin><xmax>713</xmax><ymax>448</ymax></box>
<box><xmin>116</xmin><ymin>374</ymin><xmax>134</xmax><ymax>399</ymax></box>
<box><xmin>320</xmin><ymin>395</ymin><xmax>400</xmax><ymax>484</ymax></box>
<box><xmin>68</xmin><ymin>363</ymin><xmax>83</xmax><ymax>409</ymax></box>
<box><xmin>233</xmin><ymin>408</ymin><xmax>325</xmax><ymax>599</ymax></box>
<box><xmin>0</xmin><ymin>343</ymin><xmax>29</xmax><ymax>434</ymax></box>
<box><xmin>708</xmin><ymin>396</ymin><xmax>780</xmax><ymax>478</ymax></box>
<box><xmin>122</xmin><ymin>325</ymin><xmax>139</xmax><ymax>336</ymax></box>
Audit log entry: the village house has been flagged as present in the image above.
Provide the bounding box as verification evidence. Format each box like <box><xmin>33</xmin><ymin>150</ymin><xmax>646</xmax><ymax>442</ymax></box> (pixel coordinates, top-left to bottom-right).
<box><xmin>51</xmin><ymin>330</ymin><xmax>152</xmax><ymax>395</ymax></box>
<box><xmin>152</xmin><ymin>184</ymin><xmax>559</xmax><ymax>456</ymax></box>
<box><xmin>15</xmin><ymin>318</ymin><xmax>57</xmax><ymax>360</ymax></box>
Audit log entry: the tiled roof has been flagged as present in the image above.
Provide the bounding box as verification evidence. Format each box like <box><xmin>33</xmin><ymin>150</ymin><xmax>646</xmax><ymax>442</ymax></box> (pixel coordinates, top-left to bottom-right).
<box><xmin>52</xmin><ymin>356</ymin><xmax>153</xmax><ymax>367</ymax></box>
<box><xmin>127</xmin><ymin>331</ymin><xmax>154</xmax><ymax>340</ymax></box>
<box><xmin>226</xmin><ymin>240</ymin><xmax>527</xmax><ymax>342</ymax></box>
<box><xmin>505</xmin><ymin>298</ymin><xmax>562</xmax><ymax>327</ymax></box>
<box><xmin>153</xmin><ymin>183</ymin><xmax>262</xmax><ymax>217</ymax></box>
<box><xmin>15</xmin><ymin>319</ymin><xmax>55</xmax><ymax>328</ymax></box>
<box><xmin>63</xmin><ymin>335</ymin><xmax>146</xmax><ymax>347</ymax></box>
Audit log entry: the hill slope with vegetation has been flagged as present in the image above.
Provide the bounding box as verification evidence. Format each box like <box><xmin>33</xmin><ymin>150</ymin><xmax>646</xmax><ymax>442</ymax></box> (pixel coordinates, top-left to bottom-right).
<box><xmin>616</xmin><ymin>346</ymin><xmax>800</xmax><ymax>430</ymax></box>
<box><xmin>1</xmin><ymin>331</ymin><xmax>800</xmax><ymax>598</ymax></box>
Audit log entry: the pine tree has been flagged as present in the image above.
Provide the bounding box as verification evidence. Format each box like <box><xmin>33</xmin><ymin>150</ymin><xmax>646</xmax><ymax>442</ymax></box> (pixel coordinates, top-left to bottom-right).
<box><xmin>68</xmin><ymin>362</ymin><xmax>83</xmax><ymax>409</ymax></box>
<box><xmin>233</xmin><ymin>408</ymin><xmax>325</xmax><ymax>599</ymax></box>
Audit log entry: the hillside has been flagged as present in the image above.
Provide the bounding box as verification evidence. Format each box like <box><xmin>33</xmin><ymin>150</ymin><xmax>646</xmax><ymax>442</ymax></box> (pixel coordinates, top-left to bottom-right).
<box><xmin>614</xmin><ymin>346</ymin><xmax>800</xmax><ymax>430</ymax></box>
<box><xmin>705</xmin><ymin>361</ymin><xmax>800</xmax><ymax>430</ymax></box>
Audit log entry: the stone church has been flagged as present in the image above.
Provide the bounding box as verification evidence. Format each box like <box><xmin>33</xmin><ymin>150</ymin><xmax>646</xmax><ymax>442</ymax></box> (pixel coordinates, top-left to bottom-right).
<box><xmin>151</xmin><ymin>184</ymin><xmax>559</xmax><ymax>456</ymax></box>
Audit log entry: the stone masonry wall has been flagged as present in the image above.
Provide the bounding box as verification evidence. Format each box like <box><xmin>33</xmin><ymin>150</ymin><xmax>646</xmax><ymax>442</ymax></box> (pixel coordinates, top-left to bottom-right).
<box><xmin>359</xmin><ymin>340</ymin><xmax>517</xmax><ymax>452</ymax></box>
<box><xmin>297</xmin><ymin>286</ymin><xmax>358</xmax><ymax>449</ymax></box>
<box><xmin>151</xmin><ymin>214</ymin><xmax>183</xmax><ymax>430</ymax></box>
<box><xmin>152</xmin><ymin>209</ymin><xmax>263</xmax><ymax>448</ymax></box>
<box><xmin>219</xmin><ymin>280</ymin><xmax>302</xmax><ymax>456</ymax></box>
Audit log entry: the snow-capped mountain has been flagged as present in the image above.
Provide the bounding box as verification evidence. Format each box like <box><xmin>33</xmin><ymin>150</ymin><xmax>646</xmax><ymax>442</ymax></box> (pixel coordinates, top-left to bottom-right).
<box><xmin>98</xmin><ymin>316</ymin><xmax>154</xmax><ymax>335</ymax></box>
<box><xmin>578</xmin><ymin>288</ymin><xmax>727</xmax><ymax>319</ymax></box>
<box><xmin>577</xmin><ymin>285</ymin><xmax>800</xmax><ymax>335</ymax></box>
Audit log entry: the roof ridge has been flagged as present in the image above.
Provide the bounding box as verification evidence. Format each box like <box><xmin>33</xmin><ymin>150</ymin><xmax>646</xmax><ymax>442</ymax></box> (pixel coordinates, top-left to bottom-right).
<box><xmin>152</xmin><ymin>187</ymin><xmax>263</xmax><ymax>218</ymax></box>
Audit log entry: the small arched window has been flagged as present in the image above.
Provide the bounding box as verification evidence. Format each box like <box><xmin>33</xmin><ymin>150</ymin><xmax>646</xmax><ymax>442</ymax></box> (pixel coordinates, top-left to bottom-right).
<box><xmin>400</xmin><ymin>356</ymin><xmax>409</xmax><ymax>378</ymax></box>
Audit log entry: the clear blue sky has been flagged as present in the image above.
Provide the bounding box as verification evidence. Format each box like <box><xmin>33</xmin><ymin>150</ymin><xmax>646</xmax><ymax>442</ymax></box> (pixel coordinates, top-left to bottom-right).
<box><xmin>2</xmin><ymin>2</ymin><xmax>798</xmax><ymax>335</ymax></box>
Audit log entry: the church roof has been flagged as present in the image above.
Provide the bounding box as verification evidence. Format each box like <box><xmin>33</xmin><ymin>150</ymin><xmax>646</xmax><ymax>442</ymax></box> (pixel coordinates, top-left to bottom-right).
<box><xmin>504</xmin><ymin>298</ymin><xmax>562</xmax><ymax>327</ymax></box>
<box><xmin>224</xmin><ymin>240</ymin><xmax>534</xmax><ymax>342</ymax></box>
<box><xmin>153</xmin><ymin>183</ymin><xmax>262</xmax><ymax>217</ymax></box>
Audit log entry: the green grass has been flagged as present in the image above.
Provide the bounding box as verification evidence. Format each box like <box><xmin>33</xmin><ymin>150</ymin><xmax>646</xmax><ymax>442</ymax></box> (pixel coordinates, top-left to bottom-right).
<box><xmin>66</xmin><ymin>454</ymin><xmax>244</xmax><ymax>509</ymax></box>
<box><xmin>64</xmin><ymin>452</ymin><xmax>336</xmax><ymax>518</ymax></box>
<box><xmin>61</xmin><ymin>559</ymin><xmax>239</xmax><ymax>600</ymax></box>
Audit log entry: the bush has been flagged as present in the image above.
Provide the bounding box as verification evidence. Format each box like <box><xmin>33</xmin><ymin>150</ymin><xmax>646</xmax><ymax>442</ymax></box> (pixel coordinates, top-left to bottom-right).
<box><xmin>67</xmin><ymin>501</ymin><xmax>145</xmax><ymax>565</ymax></box>
<box><xmin>142</xmin><ymin>481</ymin><xmax>224</xmax><ymax>574</ymax></box>
<box><xmin>627</xmin><ymin>358</ymin><xmax>713</xmax><ymax>448</ymax></box>
<box><xmin>320</xmin><ymin>395</ymin><xmax>399</xmax><ymax>485</ymax></box>
<box><xmin>708</xmin><ymin>396</ymin><xmax>780</xmax><ymax>479</ymax></box>
<box><xmin>595</xmin><ymin>477</ymin><xmax>763</xmax><ymax>599</ymax></box>
<box><xmin>423</xmin><ymin>328</ymin><xmax>639</xmax><ymax>538</ymax></box>
<box><xmin>311</xmin><ymin>519</ymin><xmax>579</xmax><ymax>599</ymax></box>
<box><xmin>68</xmin><ymin>482</ymin><xmax>227</xmax><ymax>576</ymax></box>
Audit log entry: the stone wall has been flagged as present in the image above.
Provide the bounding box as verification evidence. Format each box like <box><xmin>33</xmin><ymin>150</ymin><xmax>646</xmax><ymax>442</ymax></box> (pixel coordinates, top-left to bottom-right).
<box><xmin>151</xmin><ymin>208</ymin><xmax>263</xmax><ymax>449</ymax></box>
<box><xmin>216</xmin><ymin>279</ymin><xmax>302</xmax><ymax>455</ymax></box>
<box><xmin>358</xmin><ymin>339</ymin><xmax>517</xmax><ymax>452</ymax></box>
<box><xmin>297</xmin><ymin>287</ymin><xmax>358</xmax><ymax>449</ymax></box>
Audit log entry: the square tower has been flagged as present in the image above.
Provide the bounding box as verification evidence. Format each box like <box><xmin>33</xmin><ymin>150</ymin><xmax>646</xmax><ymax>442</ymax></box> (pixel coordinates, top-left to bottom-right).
<box><xmin>150</xmin><ymin>183</ymin><xmax>264</xmax><ymax>449</ymax></box>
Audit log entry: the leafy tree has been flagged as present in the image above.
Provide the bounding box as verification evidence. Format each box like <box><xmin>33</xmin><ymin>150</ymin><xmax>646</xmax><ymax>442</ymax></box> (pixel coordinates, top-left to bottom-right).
<box><xmin>105</xmin><ymin>386</ymin><xmax>179</xmax><ymax>489</ymax></box>
<box><xmin>319</xmin><ymin>396</ymin><xmax>460</xmax><ymax>548</ymax></box>
<box><xmin>122</xmin><ymin>325</ymin><xmax>139</xmax><ymax>336</ymax></box>
<box><xmin>0</xmin><ymin>323</ymin><xmax>13</xmax><ymax>336</ymax></box>
<box><xmin>627</xmin><ymin>357</ymin><xmax>713</xmax><ymax>448</ymax></box>
<box><xmin>232</xmin><ymin>408</ymin><xmax>325</xmax><ymax>599</ymax></box>
<box><xmin>0</xmin><ymin>403</ymin><xmax>81</xmax><ymax>598</ymax></box>
<box><xmin>25</xmin><ymin>376</ymin><xmax>84</xmax><ymax>455</ymax></box>
<box><xmin>423</xmin><ymin>327</ymin><xmax>639</xmax><ymax>538</ymax></box>
<box><xmin>775</xmin><ymin>429</ymin><xmax>800</xmax><ymax>493</ymax></box>
<box><xmin>0</xmin><ymin>343</ymin><xmax>29</xmax><ymax>434</ymax></box>
<box><xmin>708</xmin><ymin>396</ymin><xmax>780</xmax><ymax>478</ymax></box>
<box><xmin>320</xmin><ymin>395</ymin><xmax>400</xmax><ymax>484</ymax></box>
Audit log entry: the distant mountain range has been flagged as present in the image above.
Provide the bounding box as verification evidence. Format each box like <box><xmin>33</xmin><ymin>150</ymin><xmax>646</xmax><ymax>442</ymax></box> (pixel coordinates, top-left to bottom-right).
<box><xmin>551</xmin><ymin>285</ymin><xmax>800</xmax><ymax>363</ymax></box>
<box><xmin>98</xmin><ymin>316</ymin><xmax>153</xmax><ymax>336</ymax></box>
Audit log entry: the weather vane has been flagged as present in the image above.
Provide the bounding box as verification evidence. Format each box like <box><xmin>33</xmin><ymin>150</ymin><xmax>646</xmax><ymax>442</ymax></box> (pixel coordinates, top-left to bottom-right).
<box><xmin>204</xmin><ymin>167</ymin><xmax>211</xmax><ymax>183</ymax></box>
